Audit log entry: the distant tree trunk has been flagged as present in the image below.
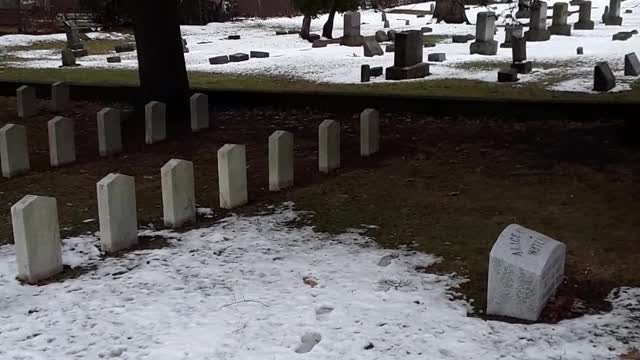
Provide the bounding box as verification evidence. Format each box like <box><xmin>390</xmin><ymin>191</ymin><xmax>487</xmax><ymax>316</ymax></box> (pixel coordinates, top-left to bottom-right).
<box><xmin>130</xmin><ymin>0</ymin><xmax>190</xmax><ymax>123</ymax></box>
<box><xmin>433</xmin><ymin>0</ymin><xmax>471</xmax><ymax>24</ymax></box>
<box><xmin>301</xmin><ymin>15</ymin><xmax>311</xmax><ymax>39</ymax></box>
<box><xmin>322</xmin><ymin>6</ymin><xmax>337</xmax><ymax>39</ymax></box>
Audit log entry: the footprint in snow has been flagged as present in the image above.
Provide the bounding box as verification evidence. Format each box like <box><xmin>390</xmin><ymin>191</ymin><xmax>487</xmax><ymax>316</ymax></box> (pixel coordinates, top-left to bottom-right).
<box><xmin>295</xmin><ymin>332</ymin><xmax>322</xmax><ymax>354</ymax></box>
<box><xmin>377</xmin><ymin>253</ymin><xmax>399</xmax><ymax>267</ymax></box>
<box><xmin>315</xmin><ymin>306</ymin><xmax>334</xmax><ymax>321</ymax></box>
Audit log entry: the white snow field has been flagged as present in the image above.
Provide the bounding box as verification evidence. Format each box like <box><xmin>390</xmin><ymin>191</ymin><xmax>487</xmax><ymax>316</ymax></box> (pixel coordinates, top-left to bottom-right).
<box><xmin>0</xmin><ymin>203</ymin><xmax>639</xmax><ymax>359</ymax></box>
<box><xmin>0</xmin><ymin>0</ymin><xmax>639</xmax><ymax>93</ymax></box>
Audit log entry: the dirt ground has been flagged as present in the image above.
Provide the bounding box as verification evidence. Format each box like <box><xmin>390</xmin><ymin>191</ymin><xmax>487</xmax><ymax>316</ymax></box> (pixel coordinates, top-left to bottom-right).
<box><xmin>0</xmin><ymin>95</ymin><xmax>638</xmax><ymax>324</ymax></box>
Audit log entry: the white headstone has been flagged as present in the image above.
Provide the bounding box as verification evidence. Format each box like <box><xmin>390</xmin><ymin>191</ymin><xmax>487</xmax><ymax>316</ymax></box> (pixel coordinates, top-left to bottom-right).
<box><xmin>17</xmin><ymin>85</ymin><xmax>36</xmax><ymax>118</ymax></box>
<box><xmin>11</xmin><ymin>195</ymin><xmax>63</xmax><ymax>283</ymax></box>
<box><xmin>269</xmin><ymin>130</ymin><xmax>294</xmax><ymax>191</ymax></box>
<box><xmin>161</xmin><ymin>159</ymin><xmax>196</xmax><ymax>228</ymax></box>
<box><xmin>217</xmin><ymin>144</ymin><xmax>248</xmax><ymax>209</ymax></box>
<box><xmin>48</xmin><ymin>116</ymin><xmax>76</xmax><ymax>167</ymax></box>
<box><xmin>97</xmin><ymin>173</ymin><xmax>138</xmax><ymax>253</ymax></box>
<box><xmin>97</xmin><ymin>107</ymin><xmax>123</xmax><ymax>157</ymax></box>
<box><xmin>487</xmin><ymin>224</ymin><xmax>566</xmax><ymax>321</ymax></box>
<box><xmin>360</xmin><ymin>109</ymin><xmax>380</xmax><ymax>157</ymax></box>
<box><xmin>0</xmin><ymin>124</ymin><xmax>30</xmax><ymax>178</ymax></box>
<box><xmin>145</xmin><ymin>101</ymin><xmax>166</xmax><ymax>144</ymax></box>
<box><xmin>190</xmin><ymin>93</ymin><xmax>209</xmax><ymax>132</ymax></box>
<box><xmin>51</xmin><ymin>81</ymin><xmax>70</xmax><ymax>111</ymax></box>
<box><xmin>319</xmin><ymin>120</ymin><xmax>340</xmax><ymax>173</ymax></box>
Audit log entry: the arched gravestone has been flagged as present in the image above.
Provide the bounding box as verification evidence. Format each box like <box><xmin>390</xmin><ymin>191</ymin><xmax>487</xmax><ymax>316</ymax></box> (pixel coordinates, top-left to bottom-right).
<box><xmin>487</xmin><ymin>224</ymin><xmax>566</xmax><ymax>321</ymax></box>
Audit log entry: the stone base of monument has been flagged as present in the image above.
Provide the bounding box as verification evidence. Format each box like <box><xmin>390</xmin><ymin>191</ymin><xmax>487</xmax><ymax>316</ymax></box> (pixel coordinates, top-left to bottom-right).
<box><xmin>500</xmin><ymin>42</ymin><xmax>513</xmax><ymax>48</ymax></box>
<box><xmin>72</xmin><ymin>49</ymin><xmax>88</xmax><ymax>57</ymax></box>
<box><xmin>511</xmin><ymin>61</ymin><xmax>532</xmax><ymax>74</ymax></box>
<box><xmin>549</xmin><ymin>24</ymin><xmax>572</xmax><ymax>36</ymax></box>
<box><xmin>487</xmin><ymin>224</ymin><xmax>566</xmax><ymax>322</ymax></box>
<box><xmin>470</xmin><ymin>40</ymin><xmax>498</xmax><ymax>55</ymax></box>
<box><xmin>574</xmin><ymin>20</ymin><xmax>595</xmax><ymax>30</ymax></box>
<box><xmin>385</xmin><ymin>63</ymin><xmax>430</xmax><ymax>80</ymax></box>
<box><xmin>515</xmin><ymin>10</ymin><xmax>530</xmax><ymax>18</ymax></box>
<box><xmin>604</xmin><ymin>16</ymin><xmax>623</xmax><ymax>26</ymax></box>
<box><xmin>525</xmin><ymin>29</ymin><xmax>551</xmax><ymax>41</ymax></box>
<box><xmin>498</xmin><ymin>68</ymin><xmax>519</xmax><ymax>82</ymax></box>
<box><xmin>341</xmin><ymin>35</ymin><xmax>363</xmax><ymax>47</ymax></box>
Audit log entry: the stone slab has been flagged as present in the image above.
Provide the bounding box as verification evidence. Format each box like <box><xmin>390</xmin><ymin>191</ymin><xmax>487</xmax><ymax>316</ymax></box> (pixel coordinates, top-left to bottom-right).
<box><xmin>360</xmin><ymin>109</ymin><xmax>380</xmax><ymax>157</ymax></box>
<box><xmin>190</xmin><ymin>93</ymin><xmax>209</xmax><ymax>132</ymax></box>
<box><xmin>385</xmin><ymin>44</ymin><xmax>395</xmax><ymax>53</ymax></box>
<box><xmin>229</xmin><ymin>53</ymin><xmax>249</xmax><ymax>62</ymax></box>
<box><xmin>385</xmin><ymin>62</ymin><xmax>430</xmax><ymax>80</ymax></box>
<box><xmin>594</xmin><ymin>62</ymin><xmax>616</xmax><ymax>91</ymax></box>
<box><xmin>48</xmin><ymin>116</ymin><xmax>76</xmax><ymax>167</ymax></box>
<box><xmin>97</xmin><ymin>173</ymin><xmax>138</xmax><ymax>253</ymax></box>
<box><xmin>625</xmin><ymin>52</ymin><xmax>640</xmax><ymax>76</ymax></box>
<box><xmin>97</xmin><ymin>107</ymin><xmax>122</xmax><ymax>157</ymax></box>
<box><xmin>319</xmin><ymin>120</ymin><xmax>340</xmax><ymax>173</ymax></box>
<box><xmin>210</xmin><ymin>55</ymin><xmax>230</xmax><ymax>65</ymax></box>
<box><xmin>0</xmin><ymin>124</ymin><xmax>29</xmax><ymax>178</ymax></box>
<box><xmin>427</xmin><ymin>53</ymin><xmax>446</xmax><ymax>62</ymax></box>
<box><xmin>161</xmin><ymin>159</ymin><xmax>196</xmax><ymax>228</ymax></box>
<box><xmin>51</xmin><ymin>81</ymin><xmax>70</xmax><ymax>111</ymax></box>
<box><xmin>107</xmin><ymin>56</ymin><xmax>122</xmax><ymax>63</ymax></box>
<box><xmin>250</xmin><ymin>51</ymin><xmax>270</xmax><ymax>58</ymax></box>
<box><xmin>363</xmin><ymin>37</ymin><xmax>384</xmax><ymax>57</ymax></box>
<box><xmin>269</xmin><ymin>130</ymin><xmax>294</xmax><ymax>191</ymax></box>
<box><xmin>145</xmin><ymin>101</ymin><xmax>167</xmax><ymax>144</ymax></box>
<box><xmin>228</xmin><ymin>35</ymin><xmax>241</xmax><ymax>40</ymax></box>
<box><xmin>218</xmin><ymin>144</ymin><xmax>248</xmax><ymax>209</ymax></box>
<box><xmin>612</xmin><ymin>32</ymin><xmax>633</xmax><ymax>41</ymax></box>
<box><xmin>17</xmin><ymin>85</ymin><xmax>36</xmax><ymax>118</ymax></box>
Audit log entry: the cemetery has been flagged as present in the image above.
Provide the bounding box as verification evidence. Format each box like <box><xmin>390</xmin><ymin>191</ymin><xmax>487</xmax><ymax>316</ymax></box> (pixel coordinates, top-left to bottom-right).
<box><xmin>0</xmin><ymin>0</ymin><xmax>638</xmax><ymax>358</ymax></box>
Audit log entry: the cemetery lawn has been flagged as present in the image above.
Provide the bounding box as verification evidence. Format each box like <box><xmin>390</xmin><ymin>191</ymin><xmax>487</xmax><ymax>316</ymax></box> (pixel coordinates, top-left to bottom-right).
<box><xmin>1</xmin><ymin>66</ymin><xmax>640</xmax><ymax>102</ymax></box>
<box><xmin>0</xmin><ymin>95</ymin><xmax>638</xmax><ymax>322</ymax></box>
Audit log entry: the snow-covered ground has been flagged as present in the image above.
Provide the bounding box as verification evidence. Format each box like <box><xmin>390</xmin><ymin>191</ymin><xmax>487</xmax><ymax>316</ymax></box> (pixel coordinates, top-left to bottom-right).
<box><xmin>0</xmin><ymin>0</ymin><xmax>639</xmax><ymax>92</ymax></box>
<box><xmin>0</xmin><ymin>203</ymin><xmax>639</xmax><ymax>359</ymax></box>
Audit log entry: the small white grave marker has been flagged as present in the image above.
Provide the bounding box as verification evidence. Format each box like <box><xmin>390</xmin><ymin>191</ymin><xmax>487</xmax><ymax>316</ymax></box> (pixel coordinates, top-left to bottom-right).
<box><xmin>48</xmin><ymin>116</ymin><xmax>76</xmax><ymax>167</ymax></box>
<box><xmin>145</xmin><ymin>101</ymin><xmax>167</xmax><ymax>144</ymax></box>
<box><xmin>190</xmin><ymin>93</ymin><xmax>210</xmax><ymax>132</ymax></box>
<box><xmin>97</xmin><ymin>107</ymin><xmax>123</xmax><ymax>157</ymax></box>
<box><xmin>17</xmin><ymin>85</ymin><xmax>36</xmax><ymax>118</ymax></box>
<box><xmin>0</xmin><ymin>124</ymin><xmax>30</xmax><ymax>178</ymax></box>
<box><xmin>97</xmin><ymin>173</ymin><xmax>138</xmax><ymax>253</ymax></box>
<box><xmin>217</xmin><ymin>144</ymin><xmax>248</xmax><ymax>209</ymax></box>
<box><xmin>161</xmin><ymin>159</ymin><xmax>196</xmax><ymax>228</ymax></box>
<box><xmin>360</xmin><ymin>109</ymin><xmax>380</xmax><ymax>156</ymax></box>
<box><xmin>51</xmin><ymin>81</ymin><xmax>70</xmax><ymax>111</ymax></box>
<box><xmin>269</xmin><ymin>130</ymin><xmax>294</xmax><ymax>191</ymax></box>
<box><xmin>319</xmin><ymin>120</ymin><xmax>340</xmax><ymax>173</ymax></box>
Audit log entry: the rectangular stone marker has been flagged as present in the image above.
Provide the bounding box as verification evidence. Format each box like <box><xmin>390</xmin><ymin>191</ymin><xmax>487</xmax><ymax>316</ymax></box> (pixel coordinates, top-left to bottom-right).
<box><xmin>470</xmin><ymin>12</ymin><xmax>498</xmax><ymax>55</ymax></box>
<box><xmin>0</xmin><ymin>124</ymin><xmax>30</xmax><ymax>178</ymax></box>
<box><xmin>218</xmin><ymin>144</ymin><xmax>248</xmax><ymax>209</ymax></box>
<box><xmin>594</xmin><ymin>62</ymin><xmax>616</xmax><ymax>91</ymax></box>
<box><xmin>342</xmin><ymin>11</ymin><xmax>363</xmax><ymax>46</ymax></box>
<box><xmin>574</xmin><ymin>1</ymin><xmax>595</xmax><ymax>30</ymax></box>
<box><xmin>549</xmin><ymin>2</ymin><xmax>571</xmax><ymax>36</ymax></box>
<box><xmin>428</xmin><ymin>53</ymin><xmax>446</xmax><ymax>62</ymax></box>
<box><xmin>250</xmin><ymin>51</ymin><xmax>269</xmax><ymax>58</ymax></box>
<box><xmin>97</xmin><ymin>173</ymin><xmax>138</xmax><ymax>253</ymax></box>
<box><xmin>360</xmin><ymin>109</ymin><xmax>380</xmax><ymax>157</ymax></box>
<box><xmin>512</xmin><ymin>36</ymin><xmax>527</xmax><ymax>63</ymax></box>
<box><xmin>210</xmin><ymin>55</ymin><xmax>229</xmax><ymax>65</ymax></box>
<box><xmin>604</xmin><ymin>0</ymin><xmax>622</xmax><ymax>25</ymax></box>
<box><xmin>61</xmin><ymin>48</ymin><xmax>76</xmax><ymax>67</ymax></box>
<box><xmin>370</xmin><ymin>66</ymin><xmax>383</xmax><ymax>77</ymax></box>
<box><xmin>48</xmin><ymin>116</ymin><xmax>76</xmax><ymax>167</ymax></box>
<box><xmin>17</xmin><ymin>85</ymin><xmax>36</xmax><ymax>118</ymax></box>
<box><xmin>319</xmin><ymin>120</ymin><xmax>340</xmax><ymax>173</ymax></box>
<box><xmin>361</xmin><ymin>64</ymin><xmax>371</xmax><ymax>82</ymax></box>
<box><xmin>498</xmin><ymin>68</ymin><xmax>519</xmax><ymax>82</ymax></box>
<box><xmin>229</xmin><ymin>53</ymin><xmax>249</xmax><ymax>62</ymax></box>
<box><xmin>107</xmin><ymin>56</ymin><xmax>122</xmax><ymax>63</ymax></box>
<box><xmin>625</xmin><ymin>53</ymin><xmax>640</xmax><ymax>76</ymax></box>
<box><xmin>487</xmin><ymin>224</ymin><xmax>566</xmax><ymax>321</ymax></box>
<box><xmin>145</xmin><ymin>101</ymin><xmax>167</xmax><ymax>144</ymax></box>
<box><xmin>97</xmin><ymin>108</ymin><xmax>122</xmax><ymax>157</ymax></box>
<box><xmin>526</xmin><ymin>1</ymin><xmax>551</xmax><ymax>41</ymax></box>
<box><xmin>51</xmin><ymin>81</ymin><xmax>70</xmax><ymax>111</ymax></box>
<box><xmin>363</xmin><ymin>37</ymin><xmax>384</xmax><ymax>57</ymax></box>
<box><xmin>161</xmin><ymin>159</ymin><xmax>196</xmax><ymax>228</ymax></box>
<box><xmin>386</xmin><ymin>31</ymin><xmax>430</xmax><ymax>80</ymax></box>
<box><xmin>190</xmin><ymin>93</ymin><xmax>209</xmax><ymax>132</ymax></box>
<box><xmin>269</xmin><ymin>130</ymin><xmax>294</xmax><ymax>191</ymax></box>
<box><xmin>12</xmin><ymin>195</ymin><xmax>63</xmax><ymax>283</ymax></box>
<box><xmin>115</xmin><ymin>44</ymin><xmax>135</xmax><ymax>53</ymax></box>
<box><xmin>501</xmin><ymin>25</ymin><xmax>523</xmax><ymax>48</ymax></box>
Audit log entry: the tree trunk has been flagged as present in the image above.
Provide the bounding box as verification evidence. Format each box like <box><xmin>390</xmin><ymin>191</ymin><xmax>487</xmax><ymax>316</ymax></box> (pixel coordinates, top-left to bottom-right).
<box><xmin>300</xmin><ymin>15</ymin><xmax>311</xmax><ymax>39</ymax></box>
<box><xmin>322</xmin><ymin>6</ymin><xmax>337</xmax><ymax>39</ymax></box>
<box><xmin>433</xmin><ymin>0</ymin><xmax>471</xmax><ymax>24</ymax></box>
<box><xmin>130</xmin><ymin>0</ymin><xmax>190</xmax><ymax>123</ymax></box>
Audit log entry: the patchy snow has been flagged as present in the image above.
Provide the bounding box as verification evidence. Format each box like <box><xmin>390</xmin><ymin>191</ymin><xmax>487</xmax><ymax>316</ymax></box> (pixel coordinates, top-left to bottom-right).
<box><xmin>0</xmin><ymin>203</ymin><xmax>638</xmax><ymax>359</ymax></box>
<box><xmin>0</xmin><ymin>0</ymin><xmax>639</xmax><ymax>92</ymax></box>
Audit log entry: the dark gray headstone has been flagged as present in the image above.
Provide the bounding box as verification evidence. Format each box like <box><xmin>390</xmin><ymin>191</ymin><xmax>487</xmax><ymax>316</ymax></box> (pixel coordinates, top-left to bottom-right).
<box><xmin>526</xmin><ymin>1</ymin><xmax>551</xmax><ymax>41</ymax></box>
<box><xmin>209</xmin><ymin>55</ymin><xmax>230</xmax><ymax>65</ymax></box>
<box><xmin>498</xmin><ymin>68</ymin><xmax>519</xmax><ymax>82</ymax></box>
<box><xmin>593</xmin><ymin>62</ymin><xmax>616</xmax><ymax>91</ymax></box>
<box><xmin>549</xmin><ymin>2</ymin><xmax>571</xmax><ymax>36</ymax></box>
<box><xmin>613</xmin><ymin>32</ymin><xmax>633</xmax><ymax>41</ymax></box>
<box><xmin>452</xmin><ymin>34</ymin><xmax>475</xmax><ymax>43</ymax></box>
<box><xmin>386</xmin><ymin>30</ymin><xmax>429</xmax><ymax>80</ymax></box>
<box><xmin>229</xmin><ymin>53</ymin><xmax>249</xmax><ymax>62</ymax></box>
<box><xmin>370</xmin><ymin>66</ymin><xmax>383</xmax><ymax>77</ymax></box>
<box><xmin>427</xmin><ymin>53</ymin><xmax>446</xmax><ymax>62</ymax></box>
<box><xmin>574</xmin><ymin>1</ymin><xmax>595</xmax><ymax>30</ymax></box>
<box><xmin>312</xmin><ymin>40</ymin><xmax>328</xmax><ymax>48</ymax></box>
<box><xmin>375</xmin><ymin>30</ymin><xmax>389</xmax><ymax>42</ymax></box>
<box><xmin>228</xmin><ymin>35</ymin><xmax>241</xmax><ymax>40</ymax></box>
<box><xmin>276</xmin><ymin>30</ymin><xmax>287</xmax><ymax>35</ymax></box>
<box><xmin>405</xmin><ymin>20</ymin><xmax>410</xmax><ymax>25</ymax></box>
<box><xmin>625</xmin><ymin>53</ymin><xmax>640</xmax><ymax>76</ymax></box>
<box><xmin>512</xmin><ymin>36</ymin><xmax>527</xmax><ymax>63</ymax></box>
<box><xmin>361</xmin><ymin>64</ymin><xmax>371</xmax><ymax>83</ymax></box>
<box><xmin>363</xmin><ymin>37</ymin><xmax>384</xmax><ymax>57</ymax></box>
<box><xmin>342</xmin><ymin>11</ymin><xmax>362</xmax><ymax>46</ymax></box>
<box><xmin>510</xmin><ymin>60</ymin><xmax>532</xmax><ymax>74</ymax></box>
<box><xmin>308</xmin><ymin>33</ymin><xmax>321</xmax><ymax>42</ymax></box>
<box><xmin>250</xmin><ymin>51</ymin><xmax>269</xmax><ymax>58</ymax></box>
<box><xmin>577</xmin><ymin>46</ymin><xmax>584</xmax><ymax>55</ymax></box>
<box><xmin>382</xmin><ymin>11</ymin><xmax>387</xmax><ymax>22</ymax></box>
<box><xmin>115</xmin><ymin>44</ymin><xmax>135</xmax><ymax>53</ymax></box>
<box><xmin>387</xmin><ymin>30</ymin><xmax>397</xmax><ymax>41</ymax></box>
<box><xmin>384</xmin><ymin>20</ymin><xmax>390</xmax><ymax>28</ymax></box>
<box><xmin>604</xmin><ymin>0</ymin><xmax>622</xmax><ymax>25</ymax></box>
<box><xmin>385</xmin><ymin>44</ymin><xmax>395</xmax><ymax>53</ymax></box>
<box><xmin>107</xmin><ymin>56</ymin><xmax>122</xmax><ymax>63</ymax></box>
<box><xmin>421</xmin><ymin>26</ymin><xmax>433</xmax><ymax>33</ymax></box>
<box><xmin>625</xmin><ymin>9</ymin><xmax>632</xmax><ymax>14</ymax></box>
<box><xmin>61</xmin><ymin>48</ymin><xmax>76</xmax><ymax>67</ymax></box>
<box><xmin>470</xmin><ymin>13</ymin><xmax>498</xmax><ymax>55</ymax></box>
<box><xmin>501</xmin><ymin>25</ymin><xmax>523</xmax><ymax>48</ymax></box>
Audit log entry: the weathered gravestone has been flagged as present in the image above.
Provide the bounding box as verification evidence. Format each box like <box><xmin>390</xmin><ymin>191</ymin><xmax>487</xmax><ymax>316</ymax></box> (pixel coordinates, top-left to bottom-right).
<box><xmin>190</xmin><ymin>93</ymin><xmax>209</xmax><ymax>132</ymax></box>
<box><xmin>107</xmin><ymin>56</ymin><xmax>121</xmax><ymax>63</ymax></box>
<box><xmin>64</xmin><ymin>21</ymin><xmax>83</xmax><ymax>50</ymax></box>
<box><xmin>217</xmin><ymin>144</ymin><xmax>248</xmax><ymax>209</ymax></box>
<box><xmin>319</xmin><ymin>120</ymin><xmax>340</xmax><ymax>173</ymax></box>
<box><xmin>145</xmin><ymin>101</ymin><xmax>167</xmax><ymax>144</ymax></box>
<box><xmin>516</xmin><ymin>0</ymin><xmax>531</xmax><ymax>18</ymax></box>
<box><xmin>470</xmin><ymin>12</ymin><xmax>498</xmax><ymax>55</ymax></box>
<box><xmin>97</xmin><ymin>173</ymin><xmax>138</xmax><ymax>253</ymax></box>
<box><xmin>250</xmin><ymin>51</ymin><xmax>269</xmax><ymax>58</ymax></box>
<box><xmin>361</xmin><ymin>64</ymin><xmax>371</xmax><ymax>82</ymax></box>
<box><xmin>12</xmin><ymin>195</ymin><xmax>63</xmax><ymax>284</ymax></box>
<box><xmin>210</xmin><ymin>55</ymin><xmax>230</xmax><ymax>65</ymax></box>
<box><xmin>268</xmin><ymin>130</ymin><xmax>294</xmax><ymax>191</ymax></box>
<box><xmin>370</xmin><ymin>66</ymin><xmax>383</xmax><ymax>77</ymax></box>
<box><xmin>48</xmin><ymin>116</ymin><xmax>76</xmax><ymax>167</ymax></box>
<box><xmin>386</xmin><ymin>31</ymin><xmax>430</xmax><ymax>80</ymax></box>
<box><xmin>574</xmin><ymin>1</ymin><xmax>595</xmax><ymax>30</ymax></box>
<box><xmin>0</xmin><ymin>124</ymin><xmax>30</xmax><ymax>178</ymax></box>
<box><xmin>51</xmin><ymin>81</ymin><xmax>70</xmax><ymax>111</ymax></box>
<box><xmin>363</xmin><ymin>37</ymin><xmax>384</xmax><ymax>57</ymax></box>
<box><xmin>428</xmin><ymin>53</ymin><xmax>446</xmax><ymax>62</ymax></box>
<box><xmin>594</xmin><ymin>62</ymin><xmax>616</xmax><ymax>91</ymax></box>
<box><xmin>577</xmin><ymin>46</ymin><xmax>584</xmax><ymax>55</ymax></box>
<box><xmin>375</xmin><ymin>30</ymin><xmax>389</xmax><ymax>42</ymax></box>
<box><xmin>161</xmin><ymin>159</ymin><xmax>196</xmax><ymax>228</ymax></box>
<box><xmin>385</xmin><ymin>44</ymin><xmax>395</xmax><ymax>52</ymax></box>
<box><xmin>526</xmin><ymin>1</ymin><xmax>551</xmax><ymax>41</ymax></box>
<box><xmin>384</xmin><ymin>19</ymin><xmax>390</xmax><ymax>28</ymax></box>
<box><xmin>487</xmin><ymin>224</ymin><xmax>566</xmax><ymax>321</ymax></box>
<box><xmin>452</xmin><ymin>34</ymin><xmax>475</xmax><ymax>43</ymax></box>
<box><xmin>312</xmin><ymin>39</ymin><xmax>328</xmax><ymax>48</ymax></box>
<box><xmin>360</xmin><ymin>109</ymin><xmax>380</xmax><ymax>157</ymax></box>
<box><xmin>613</xmin><ymin>31</ymin><xmax>633</xmax><ymax>41</ymax></box>
<box><xmin>342</xmin><ymin>11</ymin><xmax>363</xmax><ymax>46</ymax></box>
<box><xmin>498</xmin><ymin>68</ymin><xmax>519</xmax><ymax>82</ymax></box>
<box><xmin>604</xmin><ymin>0</ymin><xmax>623</xmax><ymax>25</ymax></box>
<box><xmin>510</xmin><ymin>36</ymin><xmax>532</xmax><ymax>73</ymax></box>
<box><xmin>17</xmin><ymin>85</ymin><xmax>36</xmax><ymax>118</ymax></box>
<box><xmin>382</xmin><ymin>11</ymin><xmax>387</xmax><ymax>22</ymax></box>
<box><xmin>97</xmin><ymin>108</ymin><xmax>122</xmax><ymax>157</ymax></box>
<box><xmin>549</xmin><ymin>2</ymin><xmax>571</xmax><ymax>36</ymax></box>
<box><xmin>387</xmin><ymin>30</ymin><xmax>398</xmax><ymax>41</ymax></box>
<box><xmin>229</xmin><ymin>53</ymin><xmax>249</xmax><ymax>62</ymax></box>
<box><xmin>61</xmin><ymin>48</ymin><xmax>77</xmax><ymax>67</ymax></box>
<box><xmin>625</xmin><ymin>52</ymin><xmax>640</xmax><ymax>76</ymax></box>
<box><xmin>500</xmin><ymin>25</ymin><xmax>523</xmax><ymax>48</ymax></box>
